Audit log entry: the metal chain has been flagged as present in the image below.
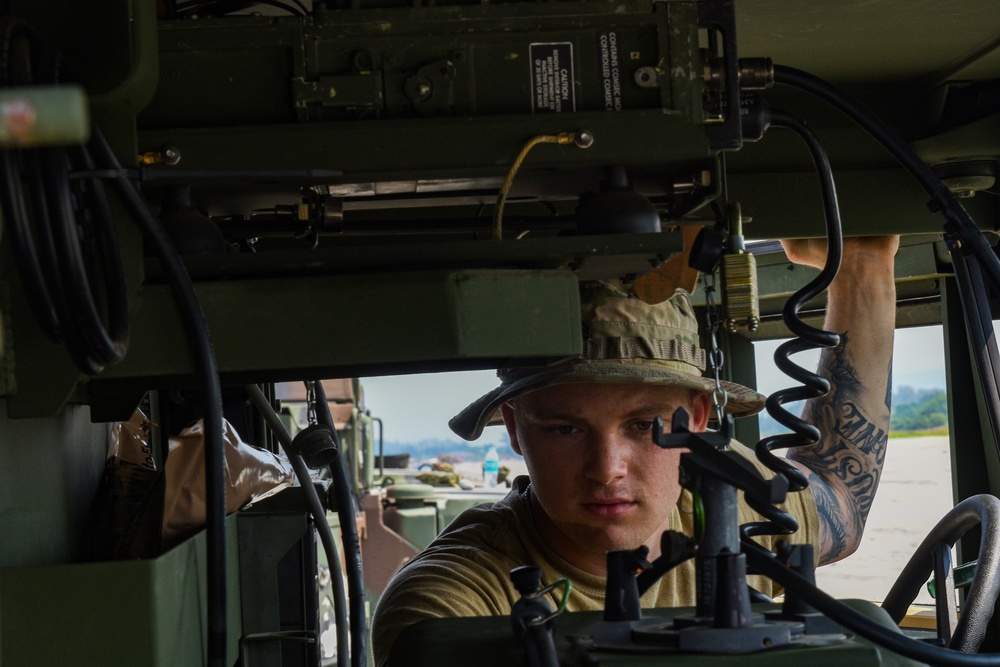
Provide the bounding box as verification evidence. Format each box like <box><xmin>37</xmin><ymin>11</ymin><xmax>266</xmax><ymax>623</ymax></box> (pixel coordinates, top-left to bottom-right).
<box><xmin>703</xmin><ymin>271</ymin><xmax>729</xmax><ymax>425</ymax></box>
<box><xmin>305</xmin><ymin>381</ymin><xmax>317</xmax><ymax>425</ymax></box>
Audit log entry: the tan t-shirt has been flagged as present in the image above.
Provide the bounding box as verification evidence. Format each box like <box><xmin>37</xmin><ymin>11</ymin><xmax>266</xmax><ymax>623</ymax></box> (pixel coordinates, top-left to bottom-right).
<box><xmin>372</xmin><ymin>442</ymin><xmax>819</xmax><ymax>666</ymax></box>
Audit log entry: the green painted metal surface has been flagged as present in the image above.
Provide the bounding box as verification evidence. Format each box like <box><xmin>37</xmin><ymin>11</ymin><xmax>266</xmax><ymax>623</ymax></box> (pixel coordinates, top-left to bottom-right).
<box><xmin>83</xmin><ymin>270</ymin><xmax>581</xmax><ymax>419</ymax></box>
<box><xmin>0</xmin><ymin>402</ymin><xmax>105</xmax><ymax>567</ymax></box>
<box><xmin>390</xmin><ymin>600</ymin><xmax>926</xmax><ymax>667</ymax></box>
<box><xmin>0</xmin><ymin>0</ymin><xmax>999</xmax><ymax>664</ymax></box>
<box><xmin>0</xmin><ymin>518</ymin><xmax>242</xmax><ymax>667</ymax></box>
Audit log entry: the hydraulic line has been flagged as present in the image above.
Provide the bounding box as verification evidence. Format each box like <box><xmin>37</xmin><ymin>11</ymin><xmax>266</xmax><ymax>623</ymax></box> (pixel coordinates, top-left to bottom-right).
<box><xmin>88</xmin><ymin>128</ymin><xmax>228</xmax><ymax>667</ymax></box>
<box><xmin>313</xmin><ymin>380</ymin><xmax>368</xmax><ymax>667</ymax></box>
<box><xmin>244</xmin><ymin>384</ymin><xmax>351</xmax><ymax>667</ymax></box>
<box><xmin>740</xmin><ymin>109</ymin><xmax>842</xmax><ymax>544</ymax></box>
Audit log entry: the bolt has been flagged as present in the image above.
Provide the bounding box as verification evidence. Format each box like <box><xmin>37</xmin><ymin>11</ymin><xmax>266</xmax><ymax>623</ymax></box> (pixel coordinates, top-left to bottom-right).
<box><xmin>573</xmin><ymin>129</ymin><xmax>594</xmax><ymax>148</ymax></box>
<box><xmin>162</xmin><ymin>146</ymin><xmax>181</xmax><ymax>165</ymax></box>
<box><xmin>417</xmin><ymin>84</ymin><xmax>431</xmax><ymax>97</ymax></box>
<box><xmin>634</xmin><ymin>67</ymin><xmax>658</xmax><ymax>88</ymax></box>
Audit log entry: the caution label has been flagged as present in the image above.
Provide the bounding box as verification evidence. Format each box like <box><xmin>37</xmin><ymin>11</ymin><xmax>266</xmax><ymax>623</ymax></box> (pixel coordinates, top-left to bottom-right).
<box><xmin>598</xmin><ymin>31</ymin><xmax>623</xmax><ymax>111</ymax></box>
<box><xmin>530</xmin><ymin>42</ymin><xmax>575</xmax><ymax>113</ymax></box>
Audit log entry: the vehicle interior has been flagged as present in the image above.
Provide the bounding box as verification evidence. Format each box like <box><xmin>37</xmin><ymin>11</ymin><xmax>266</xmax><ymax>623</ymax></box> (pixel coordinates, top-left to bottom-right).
<box><xmin>2</xmin><ymin>0</ymin><xmax>1000</xmax><ymax>665</ymax></box>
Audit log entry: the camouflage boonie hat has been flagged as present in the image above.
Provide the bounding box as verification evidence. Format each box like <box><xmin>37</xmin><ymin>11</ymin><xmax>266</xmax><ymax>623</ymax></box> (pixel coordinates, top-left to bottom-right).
<box><xmin>449</xmin><ymin>280</ymin><xmax>766</xmax><ymax>440</ymax></box>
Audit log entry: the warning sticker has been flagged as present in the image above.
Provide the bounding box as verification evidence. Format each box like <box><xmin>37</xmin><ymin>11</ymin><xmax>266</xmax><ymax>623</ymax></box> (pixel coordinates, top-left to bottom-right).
<box><xmin>598</xmin><ymin>31</ymin><xmax>623</xmax><ymax>111</ymax></box>
<box><xmin>529</xmin><ymin>43</ymin><xmax>575</xmax><ymax>113</ymax></box>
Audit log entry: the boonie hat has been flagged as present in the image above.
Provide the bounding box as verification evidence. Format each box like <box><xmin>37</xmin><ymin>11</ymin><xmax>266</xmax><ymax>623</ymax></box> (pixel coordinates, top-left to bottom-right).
<box><xmin>449</xmin><ymin>280</ymin><xmax>766</xmax><ymax>441</ymax></box>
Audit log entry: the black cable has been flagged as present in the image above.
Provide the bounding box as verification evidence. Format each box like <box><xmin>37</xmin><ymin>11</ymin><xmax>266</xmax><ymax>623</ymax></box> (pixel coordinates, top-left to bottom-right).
<box><xmin>944</xmin><ymin>239</ymin><xmax>1000</xmax><ymax>487</ymax></box>
<box><xmin>773</xmin><ymin>65</ymin><xmax>1000</xmax><ymax>299</ymax></box>
<box><xmin>88</xmin><ymin>128</ymin><xmax>228</xmax><ymax>667</ymax></box>
<box><xmin>745</xmin><ymin>542</ymin><xmax>1000</xmax><ymax>666</ymax></box>
<box><xmin>243</xmin><ymin>384</ymin><xmax>351</xmax><ymax>667</ymax></box>
<box><xmin>314</xmin><ymin>380</ymin><xmax>369</xmax><ymax>667</ymax></box>
<box><xmin>741</xmin><ymin>109</ymin><xmax>842</xmax><ymax>544</ymax></box>
<box><xmin>0</xmin><ymin>18</ymin><xmax>130</xmax><ymax>375</ymax></box>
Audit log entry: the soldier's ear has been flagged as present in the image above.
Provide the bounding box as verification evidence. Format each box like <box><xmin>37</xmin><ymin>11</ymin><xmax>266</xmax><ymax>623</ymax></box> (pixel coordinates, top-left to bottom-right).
<box><xmin>689</xmin><ymin>392</ymin><xmax>712</xmax><ymax>432</ymax></box>
<box><xmin>500</xmin><ymin>402</ymin><xmax>523</xmax><ymax>455</ymax></box>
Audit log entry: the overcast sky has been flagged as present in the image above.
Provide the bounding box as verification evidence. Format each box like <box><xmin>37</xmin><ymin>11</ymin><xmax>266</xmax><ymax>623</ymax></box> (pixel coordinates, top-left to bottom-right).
<box><xmin>361</xmin><ymin>325</ymin><xmax>947</xmax><ymax>444</ymax></box>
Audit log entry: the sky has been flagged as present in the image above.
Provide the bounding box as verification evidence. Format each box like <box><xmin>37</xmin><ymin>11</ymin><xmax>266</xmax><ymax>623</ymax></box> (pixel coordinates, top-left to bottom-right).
<box><xmin>361</xmin><ymin>324</ymin><xmax>948</xmax><ymax>444</ymax></box>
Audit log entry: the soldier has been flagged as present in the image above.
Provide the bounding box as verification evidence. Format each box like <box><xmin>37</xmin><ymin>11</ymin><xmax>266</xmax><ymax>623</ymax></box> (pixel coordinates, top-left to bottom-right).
<box><xmin>372</xmin><ymin>236</ymin><xmax>899</xmax><ymax>666</ymax></box>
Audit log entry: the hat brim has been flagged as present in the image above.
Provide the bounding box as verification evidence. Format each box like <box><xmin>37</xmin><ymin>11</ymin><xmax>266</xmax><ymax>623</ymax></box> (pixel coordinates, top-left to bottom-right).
<box><xmin>449</xmin><ymin>360</ymin><xmax>765</xmax><ymax>441</ymax></box>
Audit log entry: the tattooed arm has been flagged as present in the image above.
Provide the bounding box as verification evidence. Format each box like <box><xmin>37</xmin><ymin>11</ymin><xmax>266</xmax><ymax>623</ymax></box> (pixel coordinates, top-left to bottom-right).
<box><xmin>783</xmin><ymin>236</ymin><xmax>899</xmax><ymax>565</ymax></box>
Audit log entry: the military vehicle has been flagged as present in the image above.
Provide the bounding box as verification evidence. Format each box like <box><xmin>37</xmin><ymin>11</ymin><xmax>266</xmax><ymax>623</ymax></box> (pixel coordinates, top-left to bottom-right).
<box><xmin>1</xmin><ymin>0</ymin><xmax>1000</xmax><ymax>665</ymax></box>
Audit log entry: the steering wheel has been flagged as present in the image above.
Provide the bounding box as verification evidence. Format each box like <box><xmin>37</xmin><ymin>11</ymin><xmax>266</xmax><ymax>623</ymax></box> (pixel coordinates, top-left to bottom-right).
<box><xmin>881</xmin><ymin>494</ymin><xmax>1000</xmax><ymax>652</ymax></box>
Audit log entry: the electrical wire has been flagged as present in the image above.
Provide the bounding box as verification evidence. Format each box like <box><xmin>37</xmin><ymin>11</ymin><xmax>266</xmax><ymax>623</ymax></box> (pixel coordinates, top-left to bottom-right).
<box><xmin>943</xmin><ymin>238</ymin><xmax>1000</xmax><ymax>492</ymax></box>
<box><xmin>740</xmin><ymin>109</ymin><xmax>842</xmax><ymax>544</ymax></box>
<box><xmin>87</xmin><ymin>128</ymin><xmax>228</xmax><ymax>667</ymax></box>
<box><xmin>243</xmin><ymin>384</ymin><xmax>351</xmax><ymax>667</ymax></box>
<box><xmin>493</xmin><ymin>131</ymin><xmax>589</xmax><ymax>240</ymax></box>
<box><xmin>313</xmin><ymin>380</ymin><xmax>369</xmax><ymax>667</ymax></box>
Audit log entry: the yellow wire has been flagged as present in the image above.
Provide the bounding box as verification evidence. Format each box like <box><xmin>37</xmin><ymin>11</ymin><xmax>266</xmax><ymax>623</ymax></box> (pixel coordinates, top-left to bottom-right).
<box><xmin>493</xmin><ymin>132</ymin><xmax>576</xmax><ymax>241</ymax></box>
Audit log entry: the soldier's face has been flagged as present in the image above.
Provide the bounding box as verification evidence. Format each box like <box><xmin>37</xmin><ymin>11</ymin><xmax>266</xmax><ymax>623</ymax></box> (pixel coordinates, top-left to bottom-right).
<box><xmin>501</xmin><ymin>382</ymin><xmax>710</xmax><ymax>575</ymax></box>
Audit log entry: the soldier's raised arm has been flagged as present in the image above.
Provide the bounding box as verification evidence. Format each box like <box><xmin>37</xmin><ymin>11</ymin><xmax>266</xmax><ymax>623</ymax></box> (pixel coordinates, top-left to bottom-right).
<box><xmin>784</xmin><ymin>235</ymin><xmax>900</xmax><ymax>565</ymax></box>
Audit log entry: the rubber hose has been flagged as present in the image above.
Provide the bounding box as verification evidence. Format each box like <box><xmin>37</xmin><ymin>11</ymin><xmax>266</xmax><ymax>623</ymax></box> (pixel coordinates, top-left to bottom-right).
<box><xmin>243</xmin><ymin>384</ymin><xmax>351</xmax><ymax>667</ymax></box>
<box><xmin>89</xmin><ymin>128</ymin><xmax>227</xmax><ymax>667</ymax></box>
<box><xmin>314</xmin><ymin>380</ymin><xmax>369</xmax><ymax>667</ymax></box>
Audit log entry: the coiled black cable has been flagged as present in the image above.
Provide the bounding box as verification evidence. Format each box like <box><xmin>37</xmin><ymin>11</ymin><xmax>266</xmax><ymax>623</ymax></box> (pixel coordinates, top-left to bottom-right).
<box><xmin>740</xmin><ymin>109</ymin><xmax>843</xmax><ymax>544</ymax></box>
<box><xmin>739</xmin><ymin>64</ymin><xmax>1000</xmax><ymax>665</ymax></box>
<box><xmin>314</xmin><ymin>380</ymin><xmax>368</xmax><ymax>667</ymax></box>
<box><xmin>0</xmin><ymin>17</ymin><xmax>129</xmax><ymax>375</ymax></box>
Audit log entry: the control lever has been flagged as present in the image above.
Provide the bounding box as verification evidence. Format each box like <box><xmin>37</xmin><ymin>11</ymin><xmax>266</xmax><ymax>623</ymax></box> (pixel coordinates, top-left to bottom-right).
<box><xmin>765</xmin><ymin>543</ymin><xmax>843</xmax><ymax>635</ymax></box>
<box><xmin>509</xmin><ymin>566</ymin><xmax>564</xmax><ymax>667</ymax></box>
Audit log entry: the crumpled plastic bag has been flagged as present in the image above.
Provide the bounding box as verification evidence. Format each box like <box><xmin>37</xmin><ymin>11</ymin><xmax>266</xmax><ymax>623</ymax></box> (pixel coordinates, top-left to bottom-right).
<box><xmin>161</xmin><ymin>417</ymin><xmax>297</xmax><ymax>550</ymax></box>
<box><xmin>87</xmin><ymin>410</ymin><xmax>164</xmax><ymax>560</ymax></box>
<box><xmin>89</xmin><ymin>411</ymin><xmax>297</xmax><ymax>559</ymax></box>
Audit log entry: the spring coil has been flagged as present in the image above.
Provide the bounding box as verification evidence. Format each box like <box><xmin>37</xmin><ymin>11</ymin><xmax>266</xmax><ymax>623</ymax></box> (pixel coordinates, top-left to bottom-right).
<box><xmin>739</xmin><ymin>110</ymin><xmax>843</xmax><ymax>549</ymax></box>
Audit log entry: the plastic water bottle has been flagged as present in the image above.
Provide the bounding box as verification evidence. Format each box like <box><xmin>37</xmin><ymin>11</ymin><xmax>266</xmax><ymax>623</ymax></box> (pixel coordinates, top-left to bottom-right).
<box><xmin>484</xmin><ymin>445</ymin><xmax>500</xmax><ymax>489</ymax></box>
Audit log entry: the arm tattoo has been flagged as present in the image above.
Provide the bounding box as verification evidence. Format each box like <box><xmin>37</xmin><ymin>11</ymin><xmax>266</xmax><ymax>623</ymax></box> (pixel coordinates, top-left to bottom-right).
<box><xmin>804</xmin><ymin>469</ymin><xmax>851</xmax><ymax>560</ymax></box>
<box><xmin>790</xmin><ymin>332</ymin><xmax>891</xmax><ymax>563</ymax></box>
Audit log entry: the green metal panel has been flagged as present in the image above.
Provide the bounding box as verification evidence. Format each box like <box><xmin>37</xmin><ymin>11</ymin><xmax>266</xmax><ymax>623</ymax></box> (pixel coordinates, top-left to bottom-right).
<box><xmin>141</xmin><ymin>1</ymin><xmax>697</xmax><ymax>128</ymax></box>
<box><xmin>0</xmin><ymin>518</ymin><xmax>242</xmax><ymax>667</ymax></box>
<box><xmin>729</xmin><ymin>169</ymin><xmax>997</xmax><ymax>241</ymax></box>
<box><xmin>389</xmin><ymin>601</ymin><xmax>924</xmax><ymax>667</ymax></box>
<box><xmin>237</xmin><ymin>509</ymin><xmax>317</xmax><ymax>667</ymax></box>
<box><xmin>84</xmin><ymin>270</ymin><xmax>581</xmax><ymax>420</ymax></box>
<box><xmin>137</xmin><ymin>110</ymin><xmax>713</xmax><ymax>188</ymax></box>
<box><xmin>0</xmin><ymin>402</ymin><xmax>105</xmax><ymax>566</ymax></box>
<box><xmin>8</xmin><ymin>0</ymin><xmax>159</xmax><ymax>116</ymax></box>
